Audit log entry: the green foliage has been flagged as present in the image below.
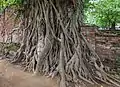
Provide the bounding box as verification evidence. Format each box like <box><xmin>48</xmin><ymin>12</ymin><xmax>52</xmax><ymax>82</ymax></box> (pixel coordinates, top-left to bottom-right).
<box><xmin>0</xmin><ymin>0</ymin><xmax>23</xmax><ymax>13</ymax></box>
<box><xmin>85</xmin><ymin>0</ymin><xmax>120</xmax><ymax>28</ymax></box>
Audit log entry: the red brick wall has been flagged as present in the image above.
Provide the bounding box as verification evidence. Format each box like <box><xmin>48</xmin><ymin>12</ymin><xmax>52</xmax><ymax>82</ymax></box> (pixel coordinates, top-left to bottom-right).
<box><xmin>81</xmin><ymin>25</ymin><xmax>98</xmax><ymax>50</ymax></box>
<box><xmin>81</xmin><ymin>25</ymin><xmax>120</xmax><ymax>68</ymax></box>
<box><xmin>0</xmin><ymin>9</ymin><xmax>21</xmax><ymax>43</ymax></box>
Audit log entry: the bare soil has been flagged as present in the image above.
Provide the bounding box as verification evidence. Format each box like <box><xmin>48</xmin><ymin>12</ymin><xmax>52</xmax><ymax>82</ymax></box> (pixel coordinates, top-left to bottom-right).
<box><xmin>0</xmin><ymin>59</ymin><xmax>116</xmax><ymax>87</ymax></box>
<box><xmin>0</xmin><ymin>59</ymin><xmax>58</xmax><ymax>87</ymax></box>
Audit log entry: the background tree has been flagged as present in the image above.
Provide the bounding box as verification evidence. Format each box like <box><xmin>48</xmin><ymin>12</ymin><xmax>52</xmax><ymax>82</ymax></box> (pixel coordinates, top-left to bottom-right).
<box><xmin>85</xmin><ymin>0</ymin><xmax>120</xmax><ymax>29</ymax></box>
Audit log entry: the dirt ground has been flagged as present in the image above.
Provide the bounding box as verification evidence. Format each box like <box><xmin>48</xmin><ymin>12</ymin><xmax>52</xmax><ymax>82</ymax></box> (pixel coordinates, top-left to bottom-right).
<box><xmin>0</xmin><ymin>59</ymin><xmax>58</xmax><ymax>87</ymax></box>
<box><xmin>0</xmin><ymin>59</ymin><xmax>117</xmax><ymax>87</ymax></box>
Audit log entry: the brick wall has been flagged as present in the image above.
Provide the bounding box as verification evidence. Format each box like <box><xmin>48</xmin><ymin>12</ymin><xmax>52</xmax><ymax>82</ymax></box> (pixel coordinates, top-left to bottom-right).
<box><xmin>0</xmin><ymin>9</ymin><xmax>22</xmax><ymax>43</ymax></box>
<box><xmin>81</xmin><ymin>25</ymin><xmax>120</xmax><ymax>68</ymax></box>
<box><xmin>81</xmin><ymin>25</ymin><xmax>98</xmax><ymax>50</ymax></box>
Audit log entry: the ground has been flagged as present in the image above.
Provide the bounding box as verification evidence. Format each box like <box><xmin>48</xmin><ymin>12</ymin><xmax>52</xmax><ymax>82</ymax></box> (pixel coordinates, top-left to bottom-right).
<box><xmin>0</xmin><ymin>59</ymin><xmax>58</xmax><ymax>87</ymax></box>
<box><xmin>0</xmin><ymin>59</ymin><xmax>116</xmax><ymax>87</ymax></box>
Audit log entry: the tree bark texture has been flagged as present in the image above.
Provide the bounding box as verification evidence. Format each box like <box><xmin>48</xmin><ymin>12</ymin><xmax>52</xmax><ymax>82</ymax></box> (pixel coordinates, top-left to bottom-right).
<box><xmin>13</xmin><ymin>0</ymin><xmax>120</xmax><ymax>87</ymax></box>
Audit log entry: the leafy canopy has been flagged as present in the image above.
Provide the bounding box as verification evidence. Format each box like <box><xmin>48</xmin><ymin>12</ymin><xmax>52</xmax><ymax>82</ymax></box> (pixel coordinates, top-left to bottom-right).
<box><xmin>85</xmin><ymin>0</ymin><xmax>120</xmax><ymax>28</ymax></box>
<box><xmin>0</xmin><ymin>0</ymin><xmax>23</xmax><ymax>12</ymax></box>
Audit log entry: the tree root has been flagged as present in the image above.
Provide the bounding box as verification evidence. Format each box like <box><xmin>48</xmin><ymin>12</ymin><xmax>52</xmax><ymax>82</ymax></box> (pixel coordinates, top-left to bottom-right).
<box><xmin>13</xmin><ymin>0</ymin><xmax>120</xmax><ymax>87</ymax></box>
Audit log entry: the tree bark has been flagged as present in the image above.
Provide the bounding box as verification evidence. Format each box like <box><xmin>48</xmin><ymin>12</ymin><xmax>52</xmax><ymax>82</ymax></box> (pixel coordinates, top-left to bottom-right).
<box><xmin>13</xmin><ymin>0</ymin><xmax>120</xmax><ymax>87</ymax></box>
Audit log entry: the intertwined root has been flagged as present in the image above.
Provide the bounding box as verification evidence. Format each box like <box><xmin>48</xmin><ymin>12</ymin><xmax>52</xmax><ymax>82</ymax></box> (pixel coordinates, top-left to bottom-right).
<box><xmin>13</xmin><ymin>0</ymin><xmax>120</xmax><ymax>87</ymax></box>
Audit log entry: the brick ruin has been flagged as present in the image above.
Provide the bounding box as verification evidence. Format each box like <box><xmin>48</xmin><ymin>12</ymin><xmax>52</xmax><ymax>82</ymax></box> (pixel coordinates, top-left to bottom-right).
<box><xmin>0</xmin><ymin>9</ymin><xmax>22</xmax><ymax>43</ymax></box>
<box><xmin>81</xmin><ymin>25</ymin><xmax>120</xmax><ymax>70</ymax></box>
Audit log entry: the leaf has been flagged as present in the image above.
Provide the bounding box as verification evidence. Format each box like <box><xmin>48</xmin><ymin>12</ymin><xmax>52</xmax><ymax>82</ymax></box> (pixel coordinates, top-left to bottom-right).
<box><xmin>85</xmin><ymin>0</ymin><xmax>120</xmax><ymax>27</ymax></box>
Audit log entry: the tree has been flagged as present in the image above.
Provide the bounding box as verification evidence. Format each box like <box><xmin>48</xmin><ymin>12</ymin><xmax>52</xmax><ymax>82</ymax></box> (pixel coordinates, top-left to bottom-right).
<box><xmin>1</xmin><ymin>0</ymin><xmax>120</xmax><ymax>87</ymax></box>
<box><xmin>0</xmin><ymin>0</ymin><xmax>15</xmax><ymax>12</ymax></box>
<box><xmin>85</xmin><ymin>0</ymin><xmax>120</xmax><ymax>29</ymax></box>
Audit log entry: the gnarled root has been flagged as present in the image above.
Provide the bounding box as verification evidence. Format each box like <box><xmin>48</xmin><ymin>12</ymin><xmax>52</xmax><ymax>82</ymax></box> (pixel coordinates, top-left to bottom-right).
<box><xmin>13</xmin><ymin>0</ymin><xmax>120</xmax><ymax>87</ymax></box>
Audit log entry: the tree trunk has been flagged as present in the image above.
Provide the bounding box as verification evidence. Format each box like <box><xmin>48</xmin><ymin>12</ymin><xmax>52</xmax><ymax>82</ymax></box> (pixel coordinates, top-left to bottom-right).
<box><xmin>13</xmin><ymin>0</ymin><xmax>120</xmax><ymax>87</ymax></box>
<box><xmin>111</xmin><ymin>21</ymin><xmax>116</xmax><ymax>30</ymax></box>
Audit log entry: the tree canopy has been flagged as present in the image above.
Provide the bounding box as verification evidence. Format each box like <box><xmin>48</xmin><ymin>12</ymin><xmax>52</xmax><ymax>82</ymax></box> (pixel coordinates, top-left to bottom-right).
<box><xmin>85</xmin><ymin>0</ymin><xmax>120</xmax><ymax>29</ymax></box>
<box><xmin>0</xmin><ymin>0</ymin><xmax>23</xmax><ymax>13</ymax></box>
